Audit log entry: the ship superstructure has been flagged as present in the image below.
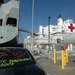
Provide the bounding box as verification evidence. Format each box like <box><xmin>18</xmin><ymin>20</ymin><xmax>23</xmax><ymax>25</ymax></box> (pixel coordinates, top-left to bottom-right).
<box><xmin>24</xmin><ymin>15</ymin><xmax>75</xmax><ymax>51</ymax></box>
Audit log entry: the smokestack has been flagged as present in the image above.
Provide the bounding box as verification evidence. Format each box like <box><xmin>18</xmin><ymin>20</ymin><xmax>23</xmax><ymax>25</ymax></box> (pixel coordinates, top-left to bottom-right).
<box><xmin>57</xmin><ymin>14</ymin><xmax>63</xmax><ymax>26</ymax></box>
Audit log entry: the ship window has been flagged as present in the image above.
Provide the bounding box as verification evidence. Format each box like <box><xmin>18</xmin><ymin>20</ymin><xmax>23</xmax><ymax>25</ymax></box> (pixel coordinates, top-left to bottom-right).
<box><xmin>0</xmin><ymin>19</ymin><xmax>2</xmax><ymax>26</ymax></box>
<box><xmin>57</xmin><ymin>39</ymin><xmax>61</xmax><ymax>43</ymax></box>
<box><xmin>62</xmin><ymin>30</ymin><xmax>64</xmax><ymax>33</ymax></box>
<box><xmin>6</xmin><ymin>17</ymin><xmax>17</xmax><ymax>27</ymax></box>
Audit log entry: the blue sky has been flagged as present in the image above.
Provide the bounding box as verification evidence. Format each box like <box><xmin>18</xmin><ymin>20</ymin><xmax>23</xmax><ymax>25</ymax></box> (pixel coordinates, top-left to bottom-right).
<box><xmin>4</xmin><ymin>0</ymin><xmax>75</xmax><ymax>42</ymax></box>
<box><xmin>19</xmin><ymin>0</ymin><xmax>75</xmax><ymax>38</ymax></box>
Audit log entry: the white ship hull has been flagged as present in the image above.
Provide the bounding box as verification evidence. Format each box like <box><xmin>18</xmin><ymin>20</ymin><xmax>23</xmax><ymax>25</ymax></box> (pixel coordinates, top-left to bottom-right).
<box><xmin>61</xmin><ymin>33</ymin><xmax>75</xmax><ymax>44</ymax></box>
<box><xmin>0</xmin><ymin>0</ymin><xmax>19</xmax><ymax>47</ymax></box>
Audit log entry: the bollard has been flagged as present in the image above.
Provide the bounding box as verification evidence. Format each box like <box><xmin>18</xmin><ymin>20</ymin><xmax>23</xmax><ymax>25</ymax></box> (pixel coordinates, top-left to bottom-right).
<box><xmin>54</xmin><ymin>49</ymin><xmax>56</xmax><ymax>64</ymax></box>
<box><xmin>53</xmin><ymin>47</ymin><xmax>68</xmax><ymax>69</ymax></box>
<box><xmin>61</xmin><ymin>49</ymin><xmax>68</xmax><ymax>69</ymax></box>
<box><xmin>62</xmin><ymin>50</ymin><xmax>64</xmax><ymax>69</ymax></box>
<box><xmin>66</xmin><ymin>49</ymin><xmax>68</xmax><ymax>62</ymax></box>
<box><xmin>64</xmin><ymin>52</ymin><xmax>66</xmax><ymax>66</ymax></box>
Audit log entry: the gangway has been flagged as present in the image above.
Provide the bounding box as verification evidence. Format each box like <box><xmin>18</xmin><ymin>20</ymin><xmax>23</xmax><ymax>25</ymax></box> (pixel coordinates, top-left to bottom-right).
<box><xmin>19</xmin><ymin>28</ymin><xmax>39</xmax><ymax>36</ymax></box>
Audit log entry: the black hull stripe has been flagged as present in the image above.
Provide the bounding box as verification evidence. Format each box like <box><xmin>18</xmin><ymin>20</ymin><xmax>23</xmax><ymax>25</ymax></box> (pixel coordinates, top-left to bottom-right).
<box><xmin>0</xmin><ymin>36</ymin><xmax>18</xmax><ymax>47</ymax></box>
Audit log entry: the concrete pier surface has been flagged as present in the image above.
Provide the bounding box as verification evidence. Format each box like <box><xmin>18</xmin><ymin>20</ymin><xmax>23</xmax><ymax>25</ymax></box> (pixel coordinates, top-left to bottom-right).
<box><xmin>35</xmin><ymin>55</ymin><xmax>75</xmax><ymax>75</ymax></box>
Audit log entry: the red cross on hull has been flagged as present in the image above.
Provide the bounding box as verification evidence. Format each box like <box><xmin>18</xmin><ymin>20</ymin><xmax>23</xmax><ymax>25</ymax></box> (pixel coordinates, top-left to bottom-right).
<box><xmin>68</xmin><ymin>24</ymin><xmax>75</xmax><ymax>32</ymax></box>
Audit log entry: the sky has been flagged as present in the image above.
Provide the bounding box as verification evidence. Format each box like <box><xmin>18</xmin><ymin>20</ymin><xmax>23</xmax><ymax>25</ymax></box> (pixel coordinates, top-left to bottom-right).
<box><xmin>4</xmin><ymin>0</ymin><xmax>75</xmax><ymax>42</ymax></box>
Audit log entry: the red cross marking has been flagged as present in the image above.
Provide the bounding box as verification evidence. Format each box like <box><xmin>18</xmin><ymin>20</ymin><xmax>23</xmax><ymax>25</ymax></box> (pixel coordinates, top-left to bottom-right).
<box><xmin>68</xmin><ymin>24</ymin><xmax>75</xmax><ymax>32</ymax></box>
